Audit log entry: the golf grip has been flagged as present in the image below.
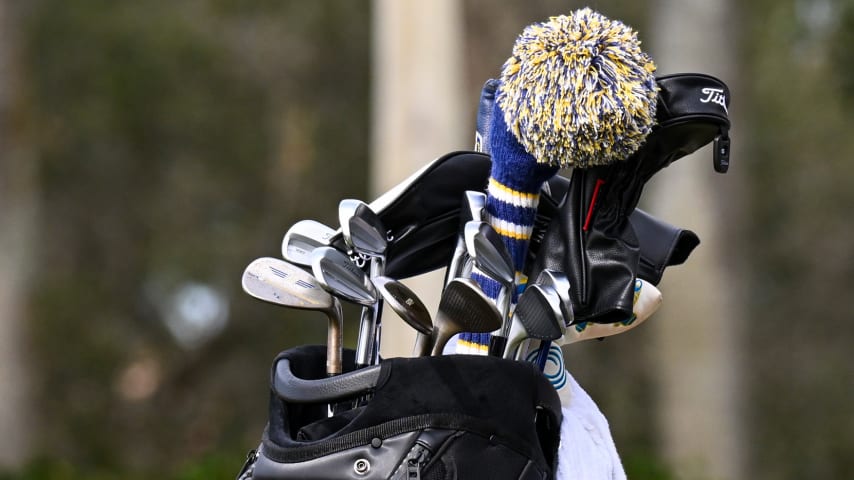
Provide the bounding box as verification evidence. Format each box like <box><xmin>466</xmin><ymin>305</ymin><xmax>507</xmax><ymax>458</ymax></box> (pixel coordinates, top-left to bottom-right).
<box><xmin>488</xmin><ymin>335</ymin><xmax>507</xmax><ymax>357</ymax></box>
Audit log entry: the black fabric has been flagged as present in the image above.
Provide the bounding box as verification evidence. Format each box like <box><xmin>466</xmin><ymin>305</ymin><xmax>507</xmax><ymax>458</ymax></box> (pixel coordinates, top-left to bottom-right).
<box><xmin>629</xmin><ymin>208</ymin><xmax>700</xmax><ymax>285</ymax></box>
<box><xmin>527</xmin><ymin>72</ymin><xmax>730</xmax><ymax>323</ymax></box>
<box><xmin>254</xmin><ymin>346</ymin><xmax>562</xmax><ymax>479</ymax></box>
<box><xmin>529</xmin><ymin>176</ymin><xmax>700</xmax><ymax>287</ymax></box>
<box><xmin>329</xmin><ymin>151</ymin><xmax>492</xmax><ymax>279</ymax></box>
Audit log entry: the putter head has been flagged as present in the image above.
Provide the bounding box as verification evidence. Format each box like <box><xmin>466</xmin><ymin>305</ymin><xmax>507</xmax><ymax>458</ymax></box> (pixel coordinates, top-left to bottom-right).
<box><xmin>310</xmin><ymin>246</ymin><xmax>377</xmax><ymax>306</ymax></box>
<box><xmin>372</xmin><ymin>276</ymin><xmax>432</xmax><ymax>335</ymax></box>
<box><xmin>535</xmin><ymin>269</ymin><xmax>574</xmax><ymax>326</ymax></box>
<box><xmin>281</xmin><ymin>220</ymin><xmax>336</xmax><ymax>267</ymax></box>
<box><xmin>339</xmin><ymin>199</ymin><xmax>388</xmax><ymax>257</ymax></box>
<box><xmin>463</xmin><ymin>221</ymin><xmax>515</xmax><ymax>285</ymax></box>
<box><xmin>242</xmin><ymin>257</ymin><xmax>336</xmax><ymax>311</ymax></box>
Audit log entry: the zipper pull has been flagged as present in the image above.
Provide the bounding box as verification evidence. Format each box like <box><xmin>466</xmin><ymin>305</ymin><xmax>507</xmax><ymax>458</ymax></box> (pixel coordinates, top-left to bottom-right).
<box><xmin>406</xmin><ymin>458</ymin><xmax>421</xmax><ymax>480</ymax></box>
<box><xmin>713</xmin><ymin>128</ymin><xmax>730</xmax><ymax>173</ymax></box>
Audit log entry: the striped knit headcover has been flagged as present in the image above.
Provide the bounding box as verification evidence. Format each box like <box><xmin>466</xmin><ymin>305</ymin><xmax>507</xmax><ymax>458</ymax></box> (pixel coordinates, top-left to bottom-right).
<box><xmin>458</xmin><ymin>8</ymin><xmax>658</xmax><ymax>354</ymax></box>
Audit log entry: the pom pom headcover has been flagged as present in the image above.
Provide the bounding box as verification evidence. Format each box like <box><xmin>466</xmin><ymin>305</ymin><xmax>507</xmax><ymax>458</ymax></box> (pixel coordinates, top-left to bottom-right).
<box><xmin>497</xmin><ymin>8</ymin><xmax>658</xmax><ymax>168</ymax></box>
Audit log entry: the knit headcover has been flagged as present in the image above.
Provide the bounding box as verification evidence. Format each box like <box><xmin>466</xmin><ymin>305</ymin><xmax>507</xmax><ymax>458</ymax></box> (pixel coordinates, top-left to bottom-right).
<box><xmin>459</xmin><ymin>8</ymin><xmax>658</xmax><ymax>355</ymax></box>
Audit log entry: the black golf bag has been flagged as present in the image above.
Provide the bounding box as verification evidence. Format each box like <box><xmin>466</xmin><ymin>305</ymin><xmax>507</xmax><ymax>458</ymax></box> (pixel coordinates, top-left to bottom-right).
<box><xmin>237</xmin><ymin>72</ymin><xmax>731</xmax><ymax>479</ymax></box>
<box><xmin>238</xmin><ymin>345</ymin><xmax>563</xmax><ymax>479</ymax></box>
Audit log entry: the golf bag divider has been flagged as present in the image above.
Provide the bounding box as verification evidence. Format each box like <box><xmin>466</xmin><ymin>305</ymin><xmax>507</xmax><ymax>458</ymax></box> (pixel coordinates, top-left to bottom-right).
<box><xmin>274</xmin><ymin>358</ymin><xmax>381</xmax><ymax>403</ymax></box>
<box><xmin>250</xmin><ymin>345</ymin><xmax>562</xmax><ymax>479</ymax></box>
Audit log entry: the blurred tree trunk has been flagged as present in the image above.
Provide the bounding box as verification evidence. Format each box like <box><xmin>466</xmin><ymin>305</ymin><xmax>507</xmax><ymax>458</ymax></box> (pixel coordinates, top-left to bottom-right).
<box><xmin>646</xmin><ymin>0</ymin><xmax>746</xmax><ymax>478</ymax></box>
<box><xmin>0</xmin><ymin>0</ymin><xmax>36</xmax><ymax>468</ymax></box>
<box><xmin>371</xmin><ymin>0</ymin><xmax>466</xmax><ymax>358</ymax></box>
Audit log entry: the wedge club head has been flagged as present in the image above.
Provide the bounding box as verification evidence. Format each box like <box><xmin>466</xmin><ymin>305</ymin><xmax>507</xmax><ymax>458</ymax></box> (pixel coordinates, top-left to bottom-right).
<box><xmin>372</xmin><ymin>276</ymin><xmax>432</xmax><ymax>335</ymax></box>
<box><xmin>242</xmin><ymin>257</ymin><xmax>343</xmax><ymax>375</ymax></box>
<box><xmin>428</xmin><ymin>278</ymin><xmax>502</xmax><ymax>356</ymax></box>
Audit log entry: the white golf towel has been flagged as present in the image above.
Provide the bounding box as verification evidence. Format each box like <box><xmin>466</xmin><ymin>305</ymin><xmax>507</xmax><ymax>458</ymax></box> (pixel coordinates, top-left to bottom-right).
<box><xmin>555</xmin><ymin>371</ymin><xmax>627</xmax><ymax>480</ymax></box>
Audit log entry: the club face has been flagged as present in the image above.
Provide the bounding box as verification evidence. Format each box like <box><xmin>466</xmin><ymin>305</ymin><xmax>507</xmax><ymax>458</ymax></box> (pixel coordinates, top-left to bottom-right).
<box><xmin>281</xmin><ymin>220</ymin><xmax>336</xmax><ymax>266</ymax></box>
<box><xmin>339</xmin><ymin>199</ymin><xmax>387</xmax><ymax>257</ymax></box>
<box><xmin>438</xmin><ymin>278</ymin><xmax>502</xmax><ymax>335</ymax></box>
<box><xmin>242</xmin><ymin>257</ymin><xmax>335</xmax><ymax>311</ymax></box>
<box><xmin>372</xmin><ymin>276</ymin><xmax>432</xmax><ymax>335</ymax></box>
<box><xmin>310</xmin><ymin>246</ymin><xmax>377</xmax><ymax>306</ymax></box>
<box><xmin>464</xmin><ymin>221</ymin><xmax>514</xmax><ymax>285</ymax></box>
<box><xmin>535</xmin><ymin>269</ymin><xmax>574</xmax><ymax>326</ymax></box>
<box><xmin>348</xmin><ymin>203</ymin><xmax>387</xmax><ymax>257</ymax></box>
<box><xmin>515</xmin><ymin>284</ymin><xmax>565</xmax><ymax>341</ymax></box>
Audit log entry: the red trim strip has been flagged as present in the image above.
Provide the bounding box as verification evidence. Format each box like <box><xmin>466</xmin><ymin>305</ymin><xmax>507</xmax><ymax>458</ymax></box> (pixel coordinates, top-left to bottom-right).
<box><xmin>582</xmin><ymin>179</ymin><xmax>606</xmax><ymax>231</ymax></box>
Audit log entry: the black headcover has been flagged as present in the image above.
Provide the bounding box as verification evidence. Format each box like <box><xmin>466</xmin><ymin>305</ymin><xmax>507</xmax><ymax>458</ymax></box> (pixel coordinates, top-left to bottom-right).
<box><xmin>527</xmin><ymin>72</ymin><xmax>730</xmax><ymax>323</ymax></box>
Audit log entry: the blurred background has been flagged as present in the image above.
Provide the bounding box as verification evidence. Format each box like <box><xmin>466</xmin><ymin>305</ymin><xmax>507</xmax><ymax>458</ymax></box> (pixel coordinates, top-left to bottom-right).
<box><xmin>1</xmin><ymin>0</ymin><xmax>852</xmax><ymax>479</ymax></box>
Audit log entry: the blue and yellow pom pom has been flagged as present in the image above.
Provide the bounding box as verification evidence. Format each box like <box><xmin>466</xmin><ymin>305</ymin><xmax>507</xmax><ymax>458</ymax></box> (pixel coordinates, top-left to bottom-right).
<box><xmin>496</xmin><ymin>7</ymin><xmax>658</xmax><ymax>168</ymax></box>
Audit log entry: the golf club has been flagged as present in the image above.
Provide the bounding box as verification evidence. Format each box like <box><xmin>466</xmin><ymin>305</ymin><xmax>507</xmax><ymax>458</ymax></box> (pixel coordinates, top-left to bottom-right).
<box><xmin>281</xmin><ymin>219</ymin><xmax>337</xmax><ymax>267</ymax></box>
<box><xmin>310</xmin><ymin>246</ymin><xmax>378</xmax><ymax>369</ymax></box>
<box><xmin>464</xmin><ymin>220</ymin><xmax>515</xmax><ymax>356</ymax></box>
<box><xmin>502</xmin><ymin>284</ymin><xmax>565</xmax><ymax>360</ymax></box>
<box><xmin>532</xmin><ymin>270</ymin><xmax>573</xmax><ymax>369</ymax></box>
<box><xmin>424</xmin><ymin>278</ymin><xmax>503</xmax><ymax>357</ymax></box>
<box><xmin>241</xmin><ymin>257</ymin><xmax>343</xmax><ymax>376</ymax></box>
<box><xmin>372</xmin><ymin>276</ymin><xmax>433</xmax><ymax>352</ymax></box>
<box><xmin>338</xmin><ymin>199</ymin><xmax>388</xmax><ymax>366</ymax></box>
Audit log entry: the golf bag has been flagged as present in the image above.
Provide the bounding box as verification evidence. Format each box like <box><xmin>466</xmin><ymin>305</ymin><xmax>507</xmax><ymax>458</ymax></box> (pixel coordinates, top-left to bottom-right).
<box><xmin>238</xmin><ymin>345</ymin><xmax>563</xmax><ymax>479</ymax></box>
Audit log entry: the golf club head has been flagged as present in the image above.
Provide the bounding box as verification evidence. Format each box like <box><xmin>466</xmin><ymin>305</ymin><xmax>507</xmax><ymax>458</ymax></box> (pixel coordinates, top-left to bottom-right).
<box><xmin>430</xmin><ymin>278</ymin><xmax>502</xmax><ymax>356</ymax></box>
<box><xmin>372</xmin><ymin>276</ymin><xmax>432</xmax><ymax>335</ymax></box>
<box><xmin>310</xmin><ymin>246</ymin><xmax>377</xmax><ymax>307</ymax></box>
<box><xmin>535</xmin><ymin>269</ymin><xmax>574</xmax><ymax>326</ymax></box>
<box><xmin>242</xmin><ymin>257</ymin><xmax>337</xmax><ymax>311</ymax></box>
<box><xmin>463</xmin><ymin>220</ymin><xmax>515</xmax><ymax>285</ymax></box>
<box><xmin>503</xmin><ymin>284</ymin><xmax>565</xmax><ymax>359</ymax></box>
<box><xmin>242</xmin><ymin>257</ymin><xmax>344</xmax><ymax>376</ymax></box>
<box><xmin>281</xmin><ymin>219</ymin><xmax>336</xmax><ymax>267</ymax></box>
<box><xmin>339</xmin><ymin>199</ymin><xmax>388</xmax><ymax>258</ymax></box>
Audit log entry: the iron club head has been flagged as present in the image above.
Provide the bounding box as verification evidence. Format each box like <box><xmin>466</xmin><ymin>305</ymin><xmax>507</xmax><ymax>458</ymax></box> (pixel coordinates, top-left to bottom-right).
<box><xmin>281</xmin><ymin>219</ymin><xmax>336</xmax><ymax>267</ymax></box>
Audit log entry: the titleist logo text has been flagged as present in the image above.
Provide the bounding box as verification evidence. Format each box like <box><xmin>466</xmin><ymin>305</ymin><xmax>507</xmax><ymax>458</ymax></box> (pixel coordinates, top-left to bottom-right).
<box><xmin>700</xmin><ymin>87</ymin><xmax>728</xmax><ymax>113</ymax></box>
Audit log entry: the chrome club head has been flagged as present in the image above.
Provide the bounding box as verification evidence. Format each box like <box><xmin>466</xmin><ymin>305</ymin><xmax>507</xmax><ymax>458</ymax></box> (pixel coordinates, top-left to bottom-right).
<box><xmin>281</xmin><ymin>219</ymin><xmax>336</xmax><ymax>267</ymax></box>
<box><xmin>310</xmin><ymin>246</ymin><xmax>376</xmax><ymax>307</ymax></box>
<box><xmin>535</xmin><ymin>269</ymin><xmax>574</xmax><ymax>326</ymax></box>
<box><xmin>339</xmin><ymin>199</ymin><xmax>388</xmax><ymax>258</ymax></box>
<box><xmin>242</xmin><ymin>257</ymin><xmax>343</xmax><ymax>375</ymax></box>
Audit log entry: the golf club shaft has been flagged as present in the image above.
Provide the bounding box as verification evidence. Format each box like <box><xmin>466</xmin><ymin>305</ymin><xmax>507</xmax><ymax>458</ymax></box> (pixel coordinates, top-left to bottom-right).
<box><xmin>326</xmin><ymin>301</ymin><xmax>344</xmax><ymax>376</ymax></box>
<box><xmin>369</xmin><ymin>257</ymin><xmax>385</xmax><ymax>365</ymax></box>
